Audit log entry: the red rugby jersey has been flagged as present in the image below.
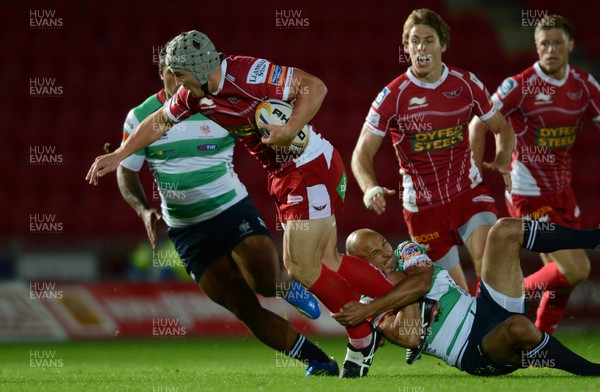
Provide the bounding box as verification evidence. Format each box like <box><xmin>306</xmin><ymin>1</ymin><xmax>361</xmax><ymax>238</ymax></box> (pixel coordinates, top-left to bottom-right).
<box><xmin>166</xmin><ymin>55</ymin><xmax>331</xmax><ymax>174</ymax></box>
<box><xmin>364</xmin><ymin>64</ymin><xmax>496</xmax><ymax>211</ymax></box>
<box><xmin>492</xmin><ymin>62</ymin><xmax>600</xmax><ymax>196</ymax></box>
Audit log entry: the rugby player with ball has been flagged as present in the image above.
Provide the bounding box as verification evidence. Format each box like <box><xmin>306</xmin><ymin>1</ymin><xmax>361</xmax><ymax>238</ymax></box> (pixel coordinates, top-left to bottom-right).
<box><xmin>87</xmin><ymin>31</ymin><xmax>397</xmax><ymax>377</ymax></box>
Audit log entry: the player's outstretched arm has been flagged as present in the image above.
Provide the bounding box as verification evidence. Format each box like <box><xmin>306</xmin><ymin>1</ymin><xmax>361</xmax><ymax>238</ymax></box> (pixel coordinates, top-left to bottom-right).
<box><xmin>117</xmin><ymin>166</ymin><xmax>162</xmax><ymax>249</ymax></box>
<box><xmin>86</xmin><ymin>107</ymin><xmax>175</xmax><ymax>185</ymax></box>
<box><xmin>333</xmin><ymin>261</ymin><xmax>433</xmax><ymax>327</ymax></box>
<box><xmin>469</xmin><ymin>112</ymin><xmax>515</xmax><ymax>192</ymax></box>
<box><xmin>352</xmin><ymin>125</ymin><xmax>396</xmax><ymax>215</ymax></box>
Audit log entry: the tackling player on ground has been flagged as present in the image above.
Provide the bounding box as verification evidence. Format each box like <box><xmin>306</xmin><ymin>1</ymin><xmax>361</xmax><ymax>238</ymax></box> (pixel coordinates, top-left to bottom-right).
<box><xmin>337</xmin><ymin>220</ymin><xmax>600</xmax><ymax>376</ymax></box>
<box><xmin>86</xmin><ymin>31</ymin><xmax>396</xmax><ymax>377</ymax></box>
<box><xmin>470</xmin><ymin>14</ymin><xmax>600</xmax><ymax>334</ymax></box>
<box><xmin>352</xmin><ymin>8</ymin><xmax>515</xmax><ymax>291</ymax></box>
<box><xmin>115</xmin><ymin>48</ymin><xmax>336</xmax><ymax>376</ymax></box>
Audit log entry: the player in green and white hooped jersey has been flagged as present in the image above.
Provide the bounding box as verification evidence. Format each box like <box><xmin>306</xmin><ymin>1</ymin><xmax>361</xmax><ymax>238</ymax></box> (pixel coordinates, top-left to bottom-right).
<box><xmin>338</xmin><ymin>219</ymin><xmax>600</xmax><ymax>376</ymax></box>
<box><xmin>115</xmin><ymin>48</ymin><xmax>338</xmax><ymax>376</ymax></box>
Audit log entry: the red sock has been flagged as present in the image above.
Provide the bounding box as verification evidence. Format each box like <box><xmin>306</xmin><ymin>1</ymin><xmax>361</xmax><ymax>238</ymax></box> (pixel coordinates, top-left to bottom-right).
<box><xmin>524</xmin><ymin>262</ymin><xmax>571</xmax><ymax>292</ymax></box>
<box><xmin>337</xmin><ymin>254</ymin><xmax>394</xmax><ymax>298</ymax></box>
<box><xmin>536</xmin><ymin>290</ymin><xmax>571</xmax><ymax>335</ymax></box>
<box><xmin>308</xmin><ymin>264</ymin><xmax>372</xmax><ymax>341</ymax></box>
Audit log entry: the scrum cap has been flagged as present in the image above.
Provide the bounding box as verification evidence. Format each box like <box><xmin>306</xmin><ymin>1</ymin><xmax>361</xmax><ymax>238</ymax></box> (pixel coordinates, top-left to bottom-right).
<box><xmin>165</xmin><ymin>31</ymin><xmax>220</xmax><ymax>86</ymax></box>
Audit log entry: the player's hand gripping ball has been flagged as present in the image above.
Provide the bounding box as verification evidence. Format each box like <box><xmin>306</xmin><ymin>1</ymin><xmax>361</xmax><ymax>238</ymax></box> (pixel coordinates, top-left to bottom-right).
<box><xmin>255</xmin><ymin>99</ymin><xmax>310</xmax><ymax>155</ymax></box>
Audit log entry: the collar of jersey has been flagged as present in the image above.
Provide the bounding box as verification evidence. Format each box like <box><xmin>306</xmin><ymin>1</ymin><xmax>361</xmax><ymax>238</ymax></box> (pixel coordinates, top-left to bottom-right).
<box><xmin>534</xmin><ymin>61</ymin><xmax>569</xmax><ymax>87</ymax></box>
<box><xmin>213</xmin><ymin>58</ymin><xmax>228</xmax><ymax>95</ymax></box>
<box><xmin>407</xmin><ymin>63</ymin><xmax>449</xmax><ymax>89</ymax></box>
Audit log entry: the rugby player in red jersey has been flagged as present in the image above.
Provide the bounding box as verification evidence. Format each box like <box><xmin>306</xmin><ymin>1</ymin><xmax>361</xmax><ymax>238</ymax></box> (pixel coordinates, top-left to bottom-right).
<box><xmin>353</xmin><ymin>9</ymin><xmax>514</xmax><ymax>292</ymax></box>
<box><xmin>470</xmin><ymin>14</ymin><xmax>600</xmax><ymax>335</ymax></box>
<box><xmin>87</xmin><ymin>31</ymin><xmax>396</xmax><ymax>377</ymax></box>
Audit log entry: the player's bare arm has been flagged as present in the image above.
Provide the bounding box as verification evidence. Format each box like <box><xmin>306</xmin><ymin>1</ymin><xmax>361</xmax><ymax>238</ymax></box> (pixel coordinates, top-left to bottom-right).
<box><xmin>333</xmin><ymin>260</ymin><xmax>433</xmax><ymax>327</ymax></box>
<box><xmin>260</xmin><ymin>68</ymin><xmax>326</xmax><ymax>147</ymax></box>
<box><xmin>351</xmin><ymin>125</ymin><xmax>397</xmax><ymax>214</ymax></box>
<box><xmin>116</xmin><ymin>166</ymin><xmax>162</xmax><ymax>249</ymax></box>
<box><xmin>86</xmin><ymin>107</ymin><xmax>175</xmax><ymax>185</ymax></box>
<box><xmin>468</xmin><ymin>116</ymin><xmax>488</xmax><ymax>174</ymax></box>
<box><xmin>469</xmin><ymin>111</ymin><xmax>515</xmax><ymax>192</ymax></box>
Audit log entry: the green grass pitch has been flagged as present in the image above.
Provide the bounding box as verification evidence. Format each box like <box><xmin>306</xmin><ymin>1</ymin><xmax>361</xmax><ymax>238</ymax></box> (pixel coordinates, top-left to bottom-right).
<box><xmin>2</xmin><ymin>334</ymin><xmax>599</xmax><ymax>391</ymax></box>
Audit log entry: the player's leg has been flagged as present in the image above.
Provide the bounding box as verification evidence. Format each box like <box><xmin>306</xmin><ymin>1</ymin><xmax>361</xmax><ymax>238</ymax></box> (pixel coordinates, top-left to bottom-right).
<box><xmin>224</xmin><ymin>198</ymin><xmax>320</xmax><ymax>319</ymax></box>
<box><xmin>459</xmin><ymin>202</ymin><xmax>498</xmax><ymax>293</ymax></box>
<box><xmin>446</xmin><ymin>263</ymin><xmax>469</xmax><ymax>292</ymax></box>
<box><xmin>527</xmin><ymin>249</ymin><xmax>590</xmax><ymax>334</ymax></box>
<box><xmin>428</xmin><ymin>246</ymin><xmax>469</xmax><ymax>291</ymax></box>
<box><xmin>230</xmin><ymin>234</ymin><xmax>280</xmax><ymax>296</ymax></box>
<box><xmin>464</xmin><ymin>225</ymin><xmax>491</xmax><ymax>277</ymax></box>
<box><xmin>482</xmin><ymin>314</ymin><xmax>600</xmax><ymax>375</ymax></box>
<box><xmin>480</xmin><ymin>218</ymin><xmax>524</xmax><ymax>297</ymax></box>
<box><xmin>199</xmin><ymin>255</ymin><xmax>338</xmax><ymax>376</ymax></box>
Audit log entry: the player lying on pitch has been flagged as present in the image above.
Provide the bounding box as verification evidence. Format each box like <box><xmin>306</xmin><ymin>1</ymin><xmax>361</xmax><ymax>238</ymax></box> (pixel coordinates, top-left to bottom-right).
<box><xmin>335</xmin><ymin>219</ymin><xmax>600</xmax><ymax>376</ymax></box>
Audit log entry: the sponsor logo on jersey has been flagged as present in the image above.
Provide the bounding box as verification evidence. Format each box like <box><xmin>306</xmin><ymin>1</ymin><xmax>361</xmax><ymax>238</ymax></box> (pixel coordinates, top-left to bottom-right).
<box><xmin>268</xmin><ymin>65</ymin><xmax>287</xmax><ymax>86</ymax></box>
<box><xmin>156</xmin><ymin>149</ymin><xmax>176</xmax><ymax>157</ymax></box>
<box><xmin>287</xmin><ymin>194</ymin><xmax>304</xmax><ymax>205</ymax></box>
<box><xmin>374</xmin><ymin>87</ymin><xmax>390</xmax><ymax>108</ymax></box>
<box><xmin>534</xmin><ymin>92</ymin><xmax>552</xmax><ymax>103</ymax></box>
<box><xmin>228</xmin><ymin>96</ymin><xmax>241</xmax><ymax>104</ymax></box>
<box><xmin>567</xmin><ymin>90</ymin><xmax>583</xmax><ymax>100</ymax></box>
<box><xmin>413</xmin><ymin>231</ymin><xmax>439</xmax><ymax>244</ymax></box>
<box><xmin>443</xmin><ymin>87</ymin><xmax>463</xmax><ymax>99</ymax></box>
<box><xmin>410</xmin><ymin>124</ymin><xmax>465</xmax><ymax>153</ymax></box>
<box><xmin>408</xmin><ymin>96</ymin><xmax>428</xmax><ymax>110</ymax></box>
<box><xmin>199</xmin><ymin>124</ymin><xmax>211</xmax><ymax>135</ymax></box>
<box><xmin>258</xmin><ymin>217</ymin><xmax>267</xmax><ymax>228</ymax></box>
<box><xmin>497</xmin><ymin>77</ymin><xmax>517</xmax><ymax>98</ymax></box>
<box><xmin>125</xmin><ymin>117</ymin><xmax>135</xmax><ymax>132</ymax></box>
<box><xmin>197</xmin><ymin>144</ymin><xmax>218</xmax><ymax>151</ymax></box>
<box><xmin>247</xmin><ymin>59</ymin><xmax>269</xmax><ymax>84</ymax></box>
<box><xmin>239</xmin><ymin>220</ymin><xmax>253</xmax><ymax>235</ymax></box>
<box><xmin>535</xmin><ymin>125</ymin><xmax>579</xmax><ymax>149</ymax></box>
<box><xmin>366</xmin><ymin>108</ymin><xmax>380</xmax><ymax>127</ymax></box>
<box><xmin>200</xmin><ymin>97</ymin><xmax>216</xmax><ymax>108</ymax></box>
<box><xmin>472</xmin><ymin>195</ymin><xmax>495</xmax><ymax>203</ymax></box>
<box><xmin>312</xmin><ymin>203</ymin><xmax>327</xmax><ymax>211</ymax></box>
<box><xmin>408</xmin><ymin>96</ymin><xmax>426</xmax><ymax>105</ymax></box>
<box><xmin>525</xmin><ymin>206</ymin><xmax>553</xmax><ymax>221</ymax></box>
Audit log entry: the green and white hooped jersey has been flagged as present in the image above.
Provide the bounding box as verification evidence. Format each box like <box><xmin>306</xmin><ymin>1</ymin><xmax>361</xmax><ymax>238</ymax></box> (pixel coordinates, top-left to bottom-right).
<box><xmin>120</xmin><ymin>91</ymin><xmax>248</xmax><ymax>228</ymax></box>
<box><xmin>395</xmin><ymin>250</ymin><xmax>476</xmax><ymax>369</ymax></box>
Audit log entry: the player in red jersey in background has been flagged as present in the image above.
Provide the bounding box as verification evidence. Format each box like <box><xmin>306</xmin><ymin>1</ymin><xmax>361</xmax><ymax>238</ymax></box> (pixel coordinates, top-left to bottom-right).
<box><xmin>87</xmin><ymin>31</ymin><xmax>396</xmax><ymax>377</ymax></box>
<box><xmin>353</xmin><ymin>9</ymin><xmax>515</xmax><ymax>292</ymax></box>
<box><xmin>470</xmin><ymin>14</ymin><xmax>600</xmax><ymax>335</ymax></box>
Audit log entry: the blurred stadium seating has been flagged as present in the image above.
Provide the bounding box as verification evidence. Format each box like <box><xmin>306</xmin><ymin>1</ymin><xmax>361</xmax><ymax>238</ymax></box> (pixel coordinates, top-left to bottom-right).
<box><xmin>3</xmin><ymin>1</ymin><xmax>599</xmax><ymax>302</ymax></box>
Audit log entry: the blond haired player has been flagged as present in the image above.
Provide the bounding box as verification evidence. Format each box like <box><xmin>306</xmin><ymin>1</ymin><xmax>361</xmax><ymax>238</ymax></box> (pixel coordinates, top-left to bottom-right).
<box><xmin>353</xmin><ymin>9</ymin><xmax>514</xmax><ymax>291</ymax></box>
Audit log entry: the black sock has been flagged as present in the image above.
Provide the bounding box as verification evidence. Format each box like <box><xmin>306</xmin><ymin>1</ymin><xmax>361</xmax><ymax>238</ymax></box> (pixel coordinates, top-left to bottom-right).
<box><xmin>522</xmin><ymin>220</ymin><xmax>600</xmax><ymax>253</ymax></box>
<box><xmin>285</xmin><ymin>334</ymin><xmax>330</xmax><ymax>364</ymax></box>
<box><xmin>522</xmin><ymin>332</ymin><xmax>600</xmax><ymax>376</ymax></box>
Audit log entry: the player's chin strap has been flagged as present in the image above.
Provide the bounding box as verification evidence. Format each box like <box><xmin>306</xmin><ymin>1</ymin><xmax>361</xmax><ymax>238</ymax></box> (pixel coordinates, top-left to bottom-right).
<box><xmin>363</xmin><ymin>186</ymin><xmax>383</xmax><ymax>209</ymax></box>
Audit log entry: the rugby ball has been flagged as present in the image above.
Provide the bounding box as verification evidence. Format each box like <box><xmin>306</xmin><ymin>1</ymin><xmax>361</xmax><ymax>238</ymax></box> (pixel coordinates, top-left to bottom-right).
<box><xmin>255</xmin><ymin>99</ymin><xmax>310</xmax><ymax>155</ymax></box>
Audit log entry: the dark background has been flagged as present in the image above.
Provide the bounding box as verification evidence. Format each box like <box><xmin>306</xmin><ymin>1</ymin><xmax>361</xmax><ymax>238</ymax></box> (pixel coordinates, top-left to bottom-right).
<box><xmin>2</xmin><ymin>0</ymin><xmax>599</xmax><ymax>287</ymax></box>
